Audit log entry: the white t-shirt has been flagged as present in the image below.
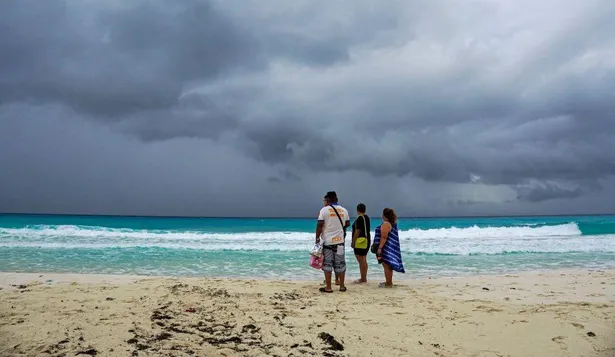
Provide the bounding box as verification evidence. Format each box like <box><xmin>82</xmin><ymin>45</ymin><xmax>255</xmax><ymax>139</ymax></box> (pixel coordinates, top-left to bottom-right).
<box><xmin>318</xmin><ymin>204</ymin><xmax>350</xmax><ymax>246</ymax></box>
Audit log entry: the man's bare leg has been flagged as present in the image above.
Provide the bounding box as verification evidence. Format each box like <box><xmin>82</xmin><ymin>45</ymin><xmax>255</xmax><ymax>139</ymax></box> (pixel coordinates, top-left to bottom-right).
<box><xmin>337</xmin><ymin>272</ymin><xmax>346</xmax><ymax>290</ymax></box>
<box><xmin>323</xmin><ymin>271</ymin><xmax>333</xmax><ymax>291</ymax></box>
<box><xmin>324</xmin><ymin>273</ymin><xmax>340</xmax><ymax>286</ymax></box>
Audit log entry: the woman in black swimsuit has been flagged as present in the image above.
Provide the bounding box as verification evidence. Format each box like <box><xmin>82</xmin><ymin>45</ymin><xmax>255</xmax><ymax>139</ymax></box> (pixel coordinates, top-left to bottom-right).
<box><xmin>351</xmin><ymin>203</ymin><xmax>371</xmax><ymax>284</ymax></box>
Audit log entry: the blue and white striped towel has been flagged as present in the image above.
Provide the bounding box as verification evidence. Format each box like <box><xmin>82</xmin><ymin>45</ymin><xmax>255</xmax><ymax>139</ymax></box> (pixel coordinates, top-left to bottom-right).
<box><xmin>374</xmin><ymin>223</ymin><xmax>405</xmax><ymax>273</ymax></box>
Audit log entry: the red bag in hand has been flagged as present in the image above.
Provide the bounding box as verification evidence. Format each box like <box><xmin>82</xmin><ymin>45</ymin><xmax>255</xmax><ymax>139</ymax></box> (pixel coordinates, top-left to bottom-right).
<box><xmin>309</xmin><ymin>254</ymin><xmax>323</xmax><ymax>269</ymax></box>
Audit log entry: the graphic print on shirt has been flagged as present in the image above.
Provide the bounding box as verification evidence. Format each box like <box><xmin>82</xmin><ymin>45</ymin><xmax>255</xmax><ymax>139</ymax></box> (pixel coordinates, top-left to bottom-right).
<box><xmin>317</xmin><ymin>205</ymin><xmax>349</xmax><ymax>246</ymax></box>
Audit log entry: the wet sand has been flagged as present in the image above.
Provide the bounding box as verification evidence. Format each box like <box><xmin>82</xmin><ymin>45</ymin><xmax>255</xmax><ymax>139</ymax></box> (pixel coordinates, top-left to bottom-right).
<box><xmin>1</xmin><ymin>269</ymin><xmax>614</xmax><ymax>356</ymax></box>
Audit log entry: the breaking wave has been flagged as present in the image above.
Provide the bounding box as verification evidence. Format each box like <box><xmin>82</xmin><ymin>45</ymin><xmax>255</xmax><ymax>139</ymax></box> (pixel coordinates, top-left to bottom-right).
<box><xmin>1</xmin><ymin>223</ymin><xmax>614</xmax><ymax>255</ymax></box>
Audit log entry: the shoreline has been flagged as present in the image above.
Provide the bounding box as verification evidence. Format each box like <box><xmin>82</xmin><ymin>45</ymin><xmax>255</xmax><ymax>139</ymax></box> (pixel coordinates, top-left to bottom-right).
<box><xmin>1</xmin><ymin>269</ymin><xmax>614</xmax><ymax>356</ymax></box>
<box><xmin>3</xmin><ymin>212</ymin><xmax>614</xmax><ymax>219</ymax></box>
<box><xmin>1</xmin><ymin>265</ymin><xmax>614</xmax><ymax>286</ymax></box>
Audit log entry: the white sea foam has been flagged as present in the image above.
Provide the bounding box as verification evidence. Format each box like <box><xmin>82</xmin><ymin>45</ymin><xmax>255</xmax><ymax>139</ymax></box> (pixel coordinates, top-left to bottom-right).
<box><xmin>401</xmin><ymin>223</ymin><xmax>582</xmax><ymax>239</ymax></box>
<box><xmin>1</xmin><ymin>223</ymin><xmax>613</xmax><ymax>254</ymax></box>
<box><xmin>0</xmin><ymin>225</ymin><xmax>299</xmax><ymax>241</ymax></box>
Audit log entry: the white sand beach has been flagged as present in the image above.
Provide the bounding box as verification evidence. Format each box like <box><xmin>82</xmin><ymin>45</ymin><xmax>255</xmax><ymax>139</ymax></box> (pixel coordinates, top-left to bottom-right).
<box><xmin>1</xmin><ymin>269</ymin><xmax>614</xmax><ymax>357</ymax></box>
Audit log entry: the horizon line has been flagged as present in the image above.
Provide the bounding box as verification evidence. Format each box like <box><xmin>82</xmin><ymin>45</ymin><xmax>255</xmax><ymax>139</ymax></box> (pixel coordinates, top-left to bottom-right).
<box><xmin>1</xmin><ymin>212</ymin><xmax>614</xmax><ymax>220</ymax></box>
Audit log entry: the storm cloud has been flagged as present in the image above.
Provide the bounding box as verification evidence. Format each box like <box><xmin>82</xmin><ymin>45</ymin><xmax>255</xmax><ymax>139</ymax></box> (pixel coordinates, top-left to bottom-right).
<box><xmin>1</xmin><ymin>0</ymin><xmax>614</xmax><ymax>217</ymax></box>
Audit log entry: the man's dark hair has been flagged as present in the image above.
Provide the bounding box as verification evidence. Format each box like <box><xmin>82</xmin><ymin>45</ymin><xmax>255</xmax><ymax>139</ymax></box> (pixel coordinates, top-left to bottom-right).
<box><xmin>324</xmin><ymin>191</ymin><xmax>338</xmax><ymax>202</ymax></box>
<box><xmin>357</xmin><ymin>203</ymin><xmax>366</xmax><ymax>213</ymax></box>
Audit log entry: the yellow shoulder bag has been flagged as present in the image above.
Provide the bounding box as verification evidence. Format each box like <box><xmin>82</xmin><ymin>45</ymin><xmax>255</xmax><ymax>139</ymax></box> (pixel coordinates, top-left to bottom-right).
<box><xmin>355</xmin><ymin>216</ymin><xmax>369</xmax><ymax>249</ymax></box>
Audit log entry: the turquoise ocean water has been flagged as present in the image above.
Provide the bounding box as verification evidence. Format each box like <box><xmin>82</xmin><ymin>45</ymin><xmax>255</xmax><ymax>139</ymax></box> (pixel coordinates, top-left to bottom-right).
<box><xmin>1</xmin><ymin>214</ymin><xmax>614</xmax><ymax>280</ymax></box>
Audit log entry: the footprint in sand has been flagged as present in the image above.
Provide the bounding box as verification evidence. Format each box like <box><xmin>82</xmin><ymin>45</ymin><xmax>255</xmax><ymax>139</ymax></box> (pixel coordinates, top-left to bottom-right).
<box><xmin>571</xmin><ymin>323</ymin><xmax>584</xmax><ymax>329</ymax></box>
<box><xmin>551</xmin><ymin>336</ymin><xmax>568</xmax><ymax>350</ymax></box>
<box><xmin>473</xmin><ymin>305</ymin><xmax>503</xmax><ymax>313</ymax></box>
<box><xmin>475</xmin><ymin>350</ymin><xmax>506</xmax><ymax>357</ymax></box>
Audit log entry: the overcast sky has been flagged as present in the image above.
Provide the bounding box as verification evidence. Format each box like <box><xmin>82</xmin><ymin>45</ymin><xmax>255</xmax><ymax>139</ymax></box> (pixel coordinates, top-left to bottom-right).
<box><xmin>1</xmin><ymin>0</ymin><xmax>615</xmax><ymax>217</ymax></box>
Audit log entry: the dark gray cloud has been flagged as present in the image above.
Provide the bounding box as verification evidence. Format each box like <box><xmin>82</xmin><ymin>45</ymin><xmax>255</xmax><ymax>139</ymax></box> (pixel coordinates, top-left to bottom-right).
<box><xmin>1</xmin><ymin>0</ymin><xmax>614</xmax><ymax>216</ymax></box>
<box><xmin>514</xmin><ymin>182</ymin><xmax>586</xmax><ymax>202</ymax></box>
<box><xmin>267</xmin><ymin>169</ymin><xmax>302</xmax><ymax>183</ymax></box>
<box><xmin>0</xmin><ymin>0</ymin><xmax>259</xmax><ymax>118</ymax></box>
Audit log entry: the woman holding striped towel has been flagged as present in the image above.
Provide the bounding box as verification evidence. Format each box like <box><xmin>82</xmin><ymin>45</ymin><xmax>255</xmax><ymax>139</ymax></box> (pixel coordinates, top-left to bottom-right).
<box><xmin>373</xmin><ymin>208</ymin><xmax>405</xmax><ymax>287</ymax></box>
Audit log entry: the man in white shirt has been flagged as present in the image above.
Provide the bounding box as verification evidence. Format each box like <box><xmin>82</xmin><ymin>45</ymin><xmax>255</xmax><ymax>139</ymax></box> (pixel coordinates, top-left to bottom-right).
<box><xmin>315</xmin><ymin>191</ymin><xmax>350</xmax><ymax>293</ymax></box>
